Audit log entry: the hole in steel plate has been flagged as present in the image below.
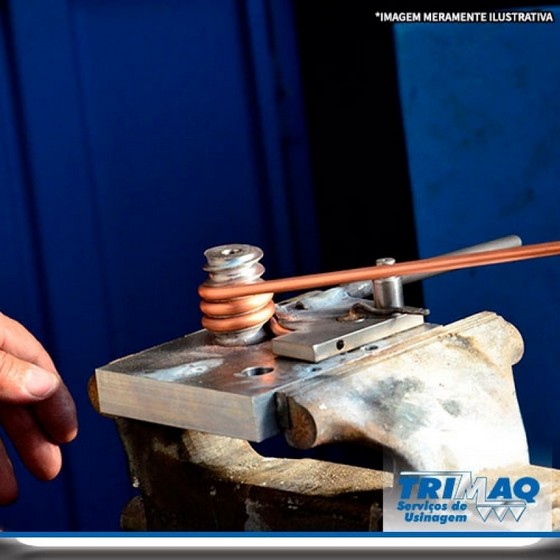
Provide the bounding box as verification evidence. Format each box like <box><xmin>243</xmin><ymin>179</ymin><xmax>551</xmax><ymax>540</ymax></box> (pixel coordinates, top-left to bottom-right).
<box><xmin>239</xmin><ymin>366</ymin><xmax>274</xmax><ymax>377</ymax></box>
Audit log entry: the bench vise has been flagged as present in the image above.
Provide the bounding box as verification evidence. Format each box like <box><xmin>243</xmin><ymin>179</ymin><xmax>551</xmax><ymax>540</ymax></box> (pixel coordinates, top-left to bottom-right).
<box><xmin>89</xmin><ymin>236</ymin><xmax>560</xmax><ymax>531</ymax></box>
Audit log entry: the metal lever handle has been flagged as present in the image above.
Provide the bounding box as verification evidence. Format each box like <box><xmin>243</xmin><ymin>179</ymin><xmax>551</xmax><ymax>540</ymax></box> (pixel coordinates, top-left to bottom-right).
<box><xmin>401</xmin><ymin>234</ymin><xmax>522</xmax><ymax>284</ymax></box>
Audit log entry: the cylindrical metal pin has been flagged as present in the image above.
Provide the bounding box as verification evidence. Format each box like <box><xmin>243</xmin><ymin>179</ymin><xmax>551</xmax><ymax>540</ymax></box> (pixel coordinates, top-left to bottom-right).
<box><xmin>200</xmin><ymin>244</ymin><xmax>274</xmax><ymax>346</ymax></box>
<box><xmin>372</xmin><ymin>258</ymin><xmax>404</xmax><ymax>310</ymax></box>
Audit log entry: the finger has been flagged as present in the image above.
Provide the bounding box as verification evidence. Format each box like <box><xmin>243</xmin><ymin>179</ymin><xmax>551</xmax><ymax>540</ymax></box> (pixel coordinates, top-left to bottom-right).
<box><xmin>0</xmin><ymin>405</ymin><xmax>62</xmax><ymax>480</ymax></box>
<box><xmin>0</xmin><ymin>437</ymin><xmax>18</xmax><ymax>504</ymax></box>
<box><xmin>34</xmin><ymin>382</ymin><xmax>79</xmax><ymax>444</ymax></box>
<box><xmin>0</xmin><ymin>313</ymin><xmax>77</xmax><ymax>439</ymax></box>
<box><xmin>0</xmin><ymin>312</ymin><xmax>56</xmax><ymax>373</ymax></box>
<box><xmin>0</xmin><ymin>349</ymin><xmax>60</xmax><ymax>403</ymax></box>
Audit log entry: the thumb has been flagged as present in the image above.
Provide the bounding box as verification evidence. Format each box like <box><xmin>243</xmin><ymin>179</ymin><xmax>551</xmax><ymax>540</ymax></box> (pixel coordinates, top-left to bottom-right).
<box><xmin>0</xmin><ymin>350</ymin><xmax>61</xmax><ymax>403</ymax></box>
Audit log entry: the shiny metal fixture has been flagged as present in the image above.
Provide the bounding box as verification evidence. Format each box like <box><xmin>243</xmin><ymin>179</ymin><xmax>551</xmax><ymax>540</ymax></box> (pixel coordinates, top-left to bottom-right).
<box><xmin>199</xmin><ymin>244</ymin><xmax>274</xmax><ymax>345</ymax></box>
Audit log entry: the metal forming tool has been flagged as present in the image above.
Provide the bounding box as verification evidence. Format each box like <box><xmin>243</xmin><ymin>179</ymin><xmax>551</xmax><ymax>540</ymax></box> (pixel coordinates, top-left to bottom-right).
<box><xmin>90</xmin><ymin>235</ymin><xmax>560</xmax><ymax>531</ymax></box>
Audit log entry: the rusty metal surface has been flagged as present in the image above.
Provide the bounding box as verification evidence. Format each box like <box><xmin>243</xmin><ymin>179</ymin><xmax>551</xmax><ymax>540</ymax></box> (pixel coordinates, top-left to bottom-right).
<box><xmin>278</xmin><ymin>311</ymin><xmax>529</xmax><ymax>473</ymax></box>
<box><xmin>108</xmin><ymin>417</ymin><xmax>560</xmax><ymax>532</ymax></box>
<box><xmin>113</xmin><ymin>418</ymin><xmax>386</xmax><ymax>532</ymax></box>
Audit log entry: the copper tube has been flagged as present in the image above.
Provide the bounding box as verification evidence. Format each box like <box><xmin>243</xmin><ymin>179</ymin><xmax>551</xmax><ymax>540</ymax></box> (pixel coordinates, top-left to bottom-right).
<box><xmin>199</xmin><ymin>292</ymin><xmax>273</xmax><ymax>317</ymax></box>
<box><xmin>201</xmin><ymin>300</ymin><xmax>275</xmax><ymax>333</ymax></box>
<box><xmin>268</xmin><ymin>315</ymin><xmax>294</xmax><ymax>336</ymax></box>
<box><xmin>198</xmin><ymin>240</ymin><xmax>560</xmax><ymax>302</ymax></box>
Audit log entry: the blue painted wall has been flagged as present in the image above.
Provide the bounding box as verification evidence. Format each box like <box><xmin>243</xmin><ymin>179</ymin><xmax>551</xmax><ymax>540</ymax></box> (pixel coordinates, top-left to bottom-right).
<box><xmin>394</xmin><ymin>7</ymin><xmax>560</xmax><ymax>469</ymax></box>
<box><xmin>0</xmin><ymin>0</ymin><xmax>318</xmax><ymax>531</ymax></box>
<box><xmin>3</xmin><ymin>0</ymin><xmax>559</xmax><ymax>533</ymax></box>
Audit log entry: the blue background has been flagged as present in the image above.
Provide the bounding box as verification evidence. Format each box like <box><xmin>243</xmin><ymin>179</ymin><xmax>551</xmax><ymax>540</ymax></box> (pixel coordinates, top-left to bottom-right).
<box><xmin>1</xmin><ymin>0</ymin><xmax>559</xmax><ymax>531</ymax></box>
<box><xmin>394</xmin><ymin>6</ymin><xmax>560</xmax><ymax>469</ymax></box>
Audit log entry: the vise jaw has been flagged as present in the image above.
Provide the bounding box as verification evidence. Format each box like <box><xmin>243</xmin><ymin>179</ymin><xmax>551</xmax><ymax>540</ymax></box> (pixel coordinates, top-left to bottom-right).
<box><xmin>95</xmin><ymin>309</ymin><xmax>528</xmax><ymax>473</ymax></box>
<box><xmin>90</xmin><ymin>236</ymin><xmax>560</xmax><ymax>531</ymax></box>
<box><xmin>90</xmin><ymin>307</ymin><xmax>558</xmax><ymax>531</ymax></box>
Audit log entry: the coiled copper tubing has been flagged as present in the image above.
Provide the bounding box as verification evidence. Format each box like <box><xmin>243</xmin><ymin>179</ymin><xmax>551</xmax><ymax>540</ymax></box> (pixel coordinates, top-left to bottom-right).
<box><xmin>200</xmin><ymin>298</ymin><xmax>275</xmax><ymax>333</ymax></box>
<box><xmin>199</xmin><ymin>243</ymin><xmax>278</xmax><ymax>345</ymax></box>
<box><xmin>199</xmin><ymin>292</ymin><xmax>273</xmax><ymax>319</ymax></box>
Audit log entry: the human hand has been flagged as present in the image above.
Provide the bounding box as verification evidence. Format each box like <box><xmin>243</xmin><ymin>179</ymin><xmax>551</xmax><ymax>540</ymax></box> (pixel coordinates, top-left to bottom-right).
<box><xmin>0</xmin><ymin>312</ymin><xmax>78</xmax><ymax>504</ymax></box>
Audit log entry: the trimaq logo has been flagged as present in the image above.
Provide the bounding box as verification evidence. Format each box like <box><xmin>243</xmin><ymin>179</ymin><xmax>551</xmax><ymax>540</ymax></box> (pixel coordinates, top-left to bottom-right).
<box><xmin>383</xmin><ymin>470</ymin><xmax>550</xmax><ymax>531</ymax></box>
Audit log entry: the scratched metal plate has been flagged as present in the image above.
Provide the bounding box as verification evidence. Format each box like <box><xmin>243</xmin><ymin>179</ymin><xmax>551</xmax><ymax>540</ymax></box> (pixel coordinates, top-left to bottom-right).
<box><xmin>95</xmin><ymin>320</ymin><xmax>432</xmax><ymax>442</ymax></box>
<box><xmin>272</xmin><ymin>314</ymin><xmax>424</xmax><ymax>362</ymax></box>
